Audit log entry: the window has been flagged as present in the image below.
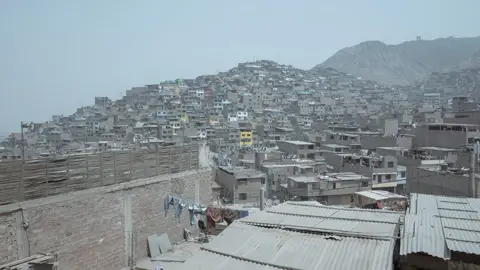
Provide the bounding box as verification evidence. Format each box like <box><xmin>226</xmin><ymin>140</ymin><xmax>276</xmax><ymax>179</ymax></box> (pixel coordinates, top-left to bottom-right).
<box><xmin>332</xmin><ymin>183</ymin><xmax>336</xmax><ymax>189</ymax></box>
<box><xmin>261</xmin><ymin>178</ymin><xmax>265</xmax><ymax>185</ymax></box>
<box><xmin>401</xmin><ymin>172</ymin><xmax>406</xmax><ymax>178</ymax></box>
<box><xmin>297</xmin><ymin>182</ymin><xmax>307</xmax><ymax>188</ymax></box>
<box><xmin>239</xmin><ymin>193</ymin><xmax>247</xmax><ymax>200</ymax></box>
<box><xmin>378</xmin><ymin>175</ymin><xmax>383</xmax><ymax>183</ymax></box>
<box><xmin>386</xmin><ymin>174</ymin><xmax>392</xmax><ymax>181</ymax></box>
<box><xmin>238</xmin><ymin>179</ymin><xmax>248</xmax><ymax>185</ymax></box>
<box><xmin>373</xmin><ymin>175</ymin><xmax>377</xmax><ymax>180</ymax></box>
<box><xmin>387</xmin><ymin>161</ymin><xmax>394</xmax><ymax>168</ymax></box>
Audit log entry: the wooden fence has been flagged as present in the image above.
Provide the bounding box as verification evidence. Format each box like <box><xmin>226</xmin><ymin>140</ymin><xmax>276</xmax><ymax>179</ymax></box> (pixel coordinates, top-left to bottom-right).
<box><xmin>0</xmin><ymin>143</ymin><xmax>199</xmax><ymax>205</ymax></box>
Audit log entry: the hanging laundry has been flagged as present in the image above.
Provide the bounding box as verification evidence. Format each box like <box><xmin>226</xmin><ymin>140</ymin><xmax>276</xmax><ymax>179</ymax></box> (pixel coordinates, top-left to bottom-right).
<box><xmin>206</xmin><ymin>206</ymin><xmax>241</xmax><ymax>233</ymax></box>
<box><xmin>164</xmin><ymin>195</ymin><xmax>173</xmax><ymax>216</ymax></box>
<box><xmin>206</xmin><ymin>206</ymin><xmax>223</xmax><ymax>234</ymax></box>
<box><xmin>164</xmin><ymin>195</ymin><xmax>181</xmax><ymax>217</ymax></box>
<box><xmin>164</xmin><ymin>195</ymin><xmax>207</xmax><ymax>224</ymax></box>
<box><xmin>174</xmin><ymin>198</ymin><xmax>185</xmax><ymax>219</ymax></box>
<box><xmin>222</xmin><ymin>208</ymin><xmax>238</xmax><ymax>225</ymax></box>
<box><xmin>188</xmin><ymin>204</ymin><xmax>207</xmax><ymax>225</ymax></box>
<box><xmin>197</xmin><ymin>210</ymin><xmax>207</xmax><ymax>226</ymax></box>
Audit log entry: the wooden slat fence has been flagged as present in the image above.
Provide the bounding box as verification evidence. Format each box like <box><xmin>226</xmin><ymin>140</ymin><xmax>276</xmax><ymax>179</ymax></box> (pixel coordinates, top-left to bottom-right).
<box><xmin>0</xmin><ymin>143</ymin><xmax>199</xmax><ymax>205</ymax></box>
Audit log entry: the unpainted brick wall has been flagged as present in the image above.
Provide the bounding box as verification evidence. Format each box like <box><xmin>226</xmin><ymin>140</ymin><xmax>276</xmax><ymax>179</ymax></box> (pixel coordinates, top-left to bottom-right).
<box><xmin>0</xmin><ymin>169</ymin><xmax>212</xmax><ymax>270</ymax></box>
<box><xmin>132</xmin><ymin>170</ymin><xmax>213</xmax><ymax>260</ymax></box>
<box><xmin>26</xmin><ymin>193</ymin><xmax>125</xmax><ymax>270</ymax></box>
<box><xmin>0</xmin><ymin>213</ymin><xmax>17</xmax><ymax>264</ymax></box>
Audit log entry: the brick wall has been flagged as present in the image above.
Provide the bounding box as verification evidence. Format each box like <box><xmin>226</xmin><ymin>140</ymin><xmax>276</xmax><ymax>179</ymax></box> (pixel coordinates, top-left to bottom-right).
<box><xmin>0</xmin><ymin>169</ymin><xmax>212</xmax><ymax>270</ymax></box>
<box><xmin>0</xmin><ymin>213</ymin><xmax>17</xmax><ymax>264</ymax></box>
<box><xmin>131</xmin><ymin>170</ymin><xmax>213</xmax><ymax>260</ymax></box>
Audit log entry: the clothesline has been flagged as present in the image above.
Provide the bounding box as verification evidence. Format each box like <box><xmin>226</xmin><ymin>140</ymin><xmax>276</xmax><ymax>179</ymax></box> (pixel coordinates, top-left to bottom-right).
<box><xmin>206</xmin><ymin>205</ymin><xmax>250</xmax><ymax>234</ymax></box>
<box><xmin>164</xmin><ymin>195</ymin><xmax>207</xmax><ymax>225</ymax></box>
<box><xmin>163</xmin><ymin>195</ymin><xmax>251</xmax><ymax>232</ymax></box>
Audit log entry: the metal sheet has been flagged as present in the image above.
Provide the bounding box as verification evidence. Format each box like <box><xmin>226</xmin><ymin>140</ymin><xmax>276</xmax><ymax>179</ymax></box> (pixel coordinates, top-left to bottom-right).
<box><xmin>241</xmin><ymin>210</ymin><xmax>398</xmax><ymax>238</ymax></box>
<box><xmin>400</xmin><ymin>213</ymin><xmax>449</xmax><ymax>258</ymax></box>
<box><xmin>202</xmin><ymin>222</ymin><xmax>394</xmax><ymax>270</ymax></box>
<box><xmin>401</xmin><ymin>193</ymin><xmax>480</xmax><ymax>258</ymax></box>
<box><xmin>269</xmin><ymin>202</ymin><xmax>401</xmax><ymax>224</ymax></box>
<box><xmin>177</xmin><ymin>250</ymin><xmax>280</xmax><ymax>270</ymax></box>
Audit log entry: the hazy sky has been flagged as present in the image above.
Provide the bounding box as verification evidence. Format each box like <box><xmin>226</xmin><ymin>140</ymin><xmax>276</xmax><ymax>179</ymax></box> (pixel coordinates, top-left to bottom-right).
<box><xmin>1</xmin><ymin>0</ymin><xmax>479</xmax><ymax>132</ymax></box>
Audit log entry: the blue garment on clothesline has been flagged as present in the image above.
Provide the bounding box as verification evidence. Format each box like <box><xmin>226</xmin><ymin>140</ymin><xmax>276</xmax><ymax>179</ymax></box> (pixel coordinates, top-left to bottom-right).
<box><xmin>164</xmin><ymin>195</ymin><xmax>182</xmax><ymax>218</ymax></box>
<box><xmin>164</xmin><ymin>195</ymin><xmax>173</xmax><ymax>217</ymax></box>
<box><xmin>164</xmin><ymin>195</ymin><xmax>206</xmax><ymax>223</ymax></box>
<box><xmin>174</xmin><ymin>198</ymin><xmax>184</xmax><ymax>219</ymax></box>
<box><xmin>187</xmin><ymin>204</ymin><xmax>207</xmax><ymax>225</ymax></box>
<box><xmin>239</xmin><ymin>210</ymin><xmax>249</xmax><ymax>218</ymax></box>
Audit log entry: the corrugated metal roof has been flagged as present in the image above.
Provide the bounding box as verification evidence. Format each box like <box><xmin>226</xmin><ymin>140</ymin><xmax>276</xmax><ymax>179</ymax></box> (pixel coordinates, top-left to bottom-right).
<box><xmin>400</xmin><ymin>193</ymin><xmax>480</xmax><ymax>259</ymax></box>
<box><xmin>178</xmin><ymin>222</ymin><xmax>394</xmax><ymax>270</ymax></box>
<box><xmin>401</xmin><ymin>212</ymin><xmax>449</xmax><ymax>259</ymax></box>
<box><xmin>240</xmin><ymin>210</ymin><xmax>398</xmax><ymax>239</ymax></box>
<box><xmin>177</xmin><ymin>250</ymin><xmax>281</xmax><ymax>270</ymax></box>
<box><xmin>269</xmin><ymin>202</ymin><xmax>401</xmax><ymax>224</ymax></box>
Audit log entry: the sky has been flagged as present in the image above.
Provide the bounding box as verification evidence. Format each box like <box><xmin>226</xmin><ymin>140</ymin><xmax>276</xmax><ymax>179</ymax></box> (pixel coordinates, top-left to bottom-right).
<box><xmin>1</xmin><ymin>0</ymin><xmax>479</xmax><ymax>133</ymax></box>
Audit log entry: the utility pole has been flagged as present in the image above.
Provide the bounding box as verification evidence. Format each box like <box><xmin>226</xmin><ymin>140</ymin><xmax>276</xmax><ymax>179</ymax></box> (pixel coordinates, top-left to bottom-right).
<box><xmin>20</xmin><ymin>122</ymin><xmax>30</xmax><ymax>161</ymax></box>
<box><xmin>470</xmin><ymin>152</ymin><xmax>477</xmax><ymax>198</ymax></box>
<box><xmin>20</xmin><ymin>122</ymin><xmax>25</xmax><ymax>161</ymax></box>
<box><xmin>476</xmin><ymin>140</ymin><xmax>479</xmax><ymax>174</ymax></box>
<box><xmin>19</xmin><ymin>122</ymin><xmax>30</xmax><ymax>202</ymax></box>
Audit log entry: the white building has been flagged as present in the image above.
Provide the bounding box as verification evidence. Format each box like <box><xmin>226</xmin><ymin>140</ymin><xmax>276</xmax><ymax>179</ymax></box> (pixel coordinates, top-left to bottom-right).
<box><xmin>236</xmin><ymin>111</ymin><xmax>248</xmax><ymax>121</ymax></box>
<box><xmin>423</xmin><ymin>93</ymin><xmax>441</xmax><ymax>107</ymax></box>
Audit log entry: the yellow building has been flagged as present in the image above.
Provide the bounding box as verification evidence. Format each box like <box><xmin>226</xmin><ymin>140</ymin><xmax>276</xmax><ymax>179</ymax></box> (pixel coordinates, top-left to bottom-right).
<box><xmin>240</xmin><ymin>130</ymin><xmax>253</xmax><ymax>146</ymax></box>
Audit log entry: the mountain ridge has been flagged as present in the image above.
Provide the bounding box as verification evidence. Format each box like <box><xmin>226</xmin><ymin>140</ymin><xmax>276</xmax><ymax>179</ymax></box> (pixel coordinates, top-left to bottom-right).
<box><xmin>315</xmin><ymin>36</ymin><xmax>480</xmax><ymax>85</ymax></box>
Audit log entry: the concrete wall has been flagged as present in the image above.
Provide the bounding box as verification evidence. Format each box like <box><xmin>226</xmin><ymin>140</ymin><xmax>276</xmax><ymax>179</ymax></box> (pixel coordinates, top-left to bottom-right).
<box><xmin>325</xmin><ymin>194</ymin><xmax>354</xmax><ymax>205</ymax></box>
<box><xmin>361</xmin><ymin>136</ymin><xmax>397</xmax><ymax>149</ymax></box>
<box><xmin>215</xmin><ymin>168</ymin><xmax>265</xmax><ymax>204</ymax></box>
<box><xmin>235</xmin><ymin>177</ymin><xmax>265</xmax><ymax>204</ymax></box>
<box><xmin>383</xmin><ymin>119</ymin><xmax>399</xmax><ymax>136</ymax></box>
<box><xmin>263</xmin><ymin>166</ymin><xmax>293</xmax><ymax>193</ymax></box>
<box><xmin>324</xmin><ymin>152</ymin><xmax>397</xmax><ymax>179</ymax></box>
<box><xmin>408</xmin><ymin>125</ymin><xmax>478</xmax><ymax>149</ymax></box>
<box><xmin>0</xmin><ymin>169</ymin><xmax>213</xmax><ymax>270</ymax></box>
<box><xmin>215</xmin><ymin>168</ymin><xmax>235</xmax><ymax>199</ymax></box>
<box><xmin>407</xmin><ymin>167</ymin><xmax>479</xmax><ymax>197</ymax></box>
